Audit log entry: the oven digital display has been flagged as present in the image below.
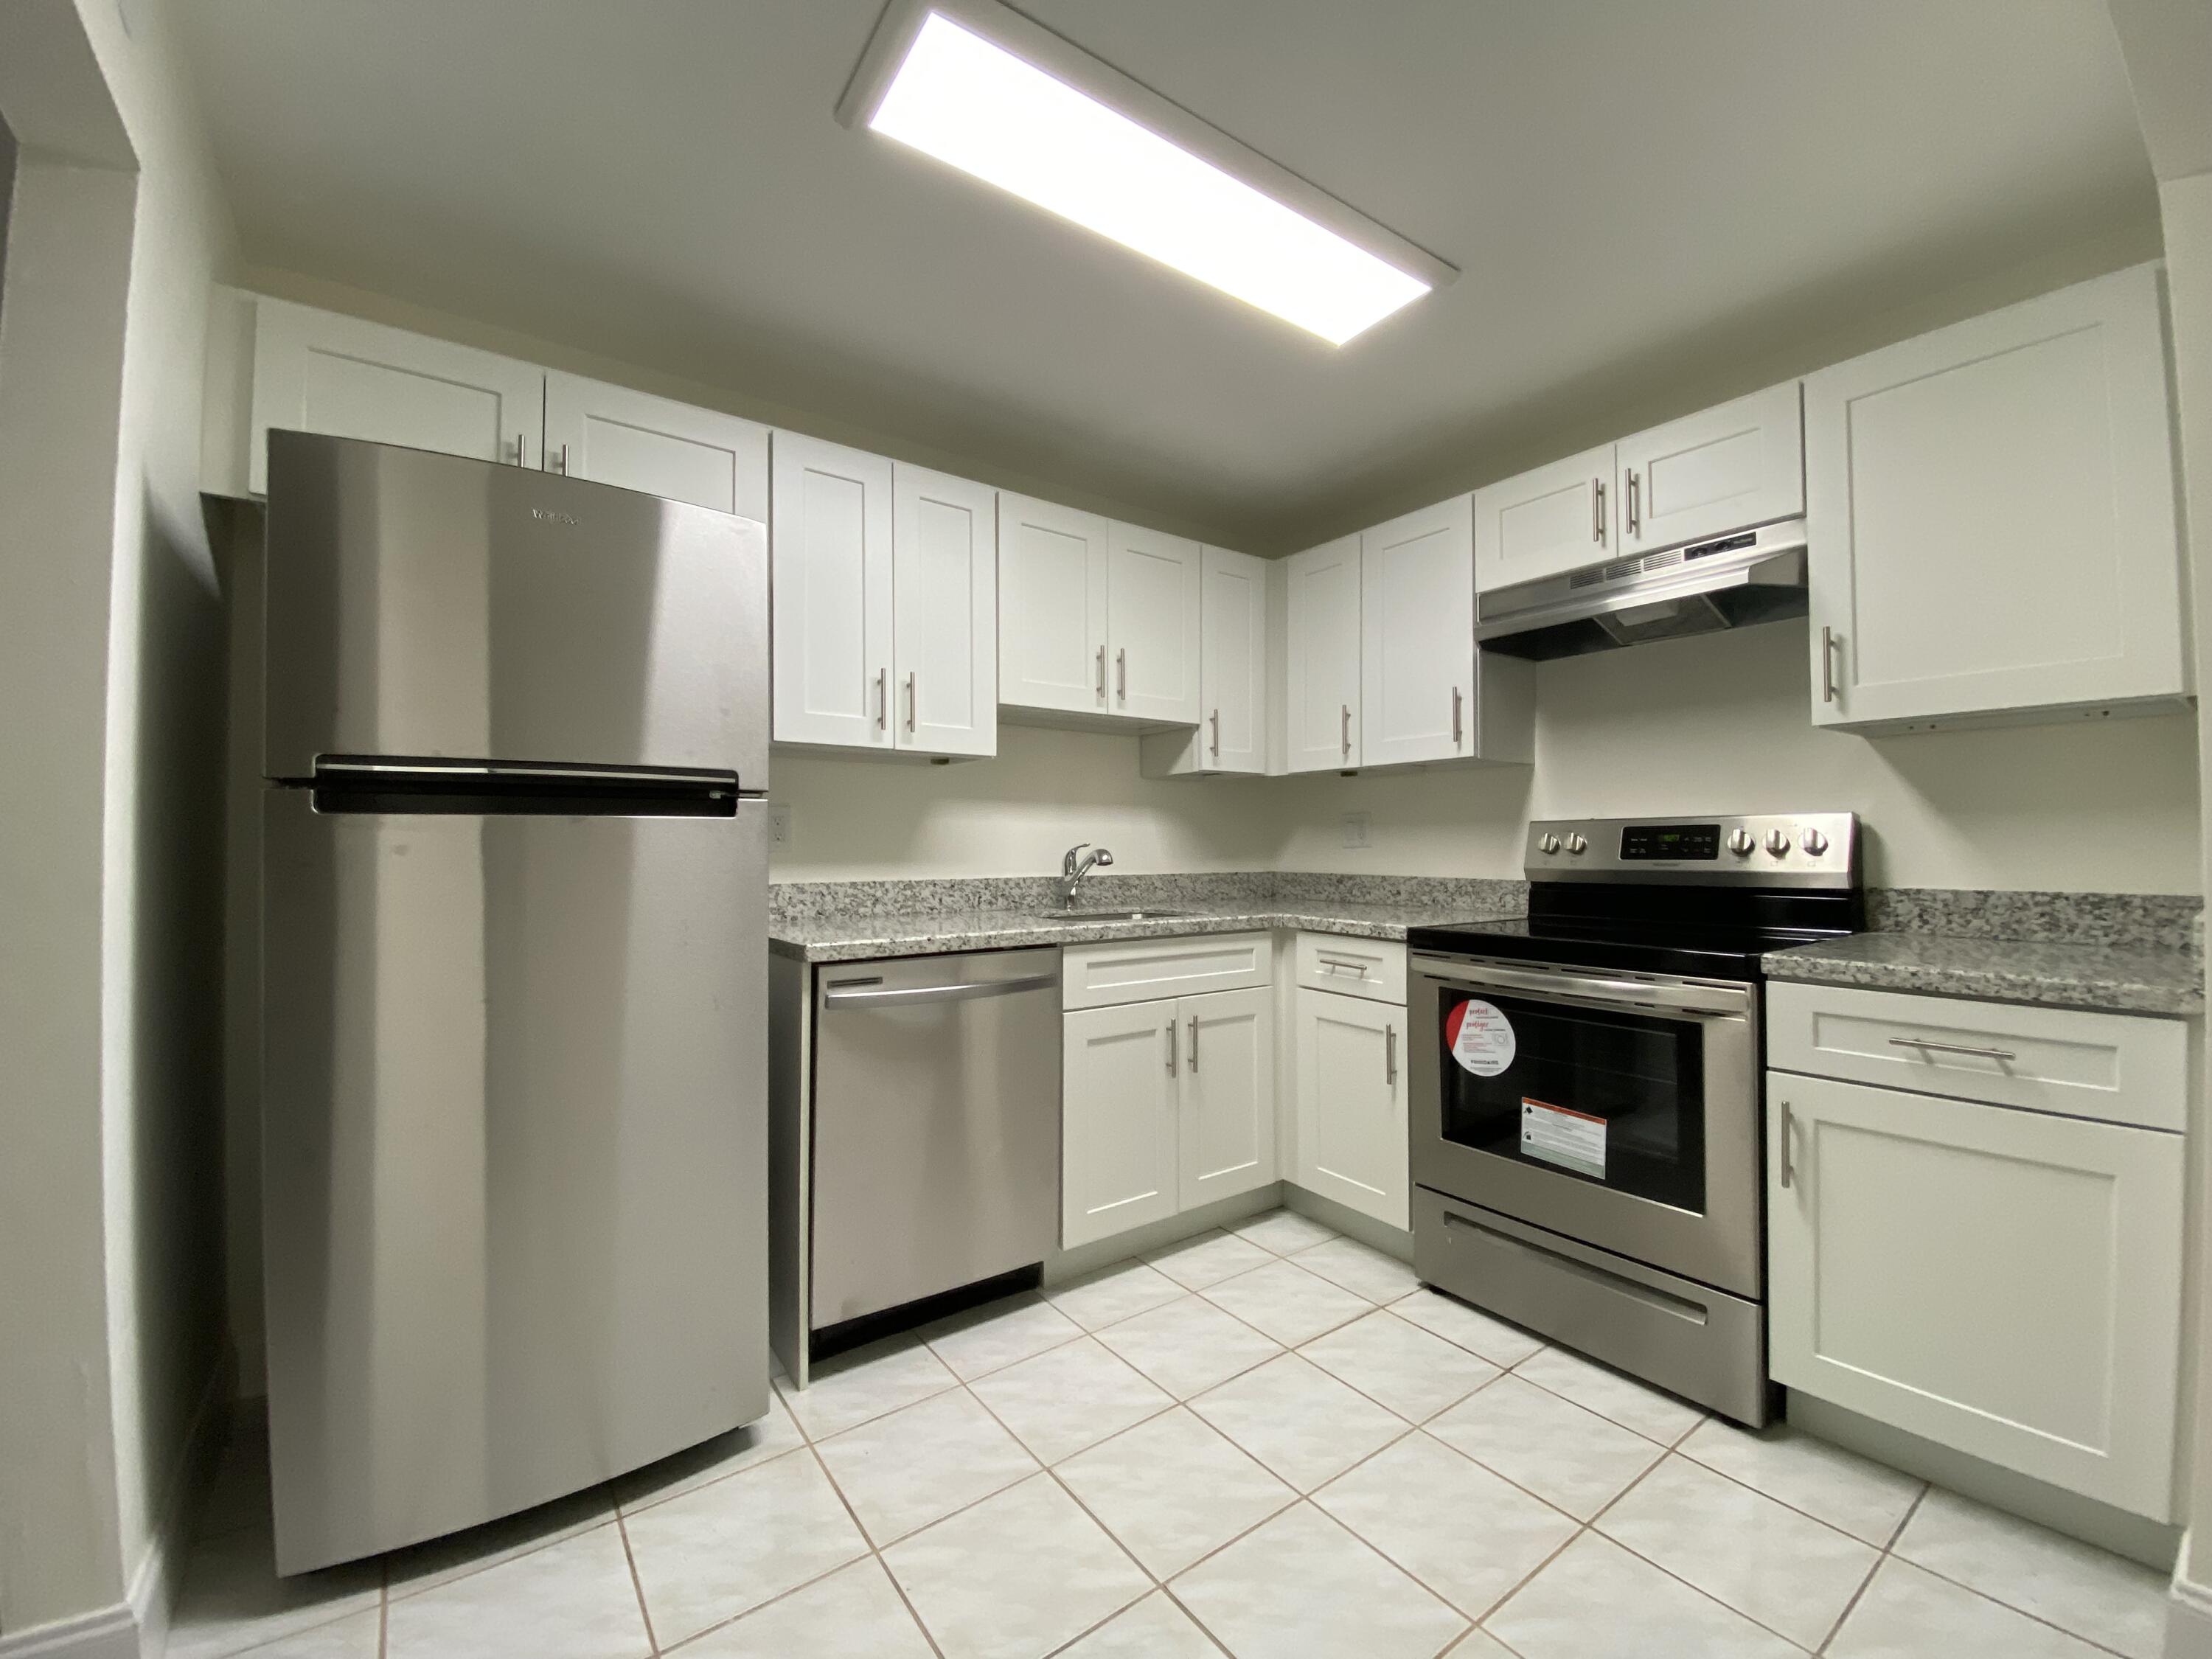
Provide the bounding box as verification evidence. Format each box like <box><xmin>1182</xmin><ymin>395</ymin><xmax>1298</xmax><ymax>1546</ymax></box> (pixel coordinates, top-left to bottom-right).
<box><xmin>1618</xmin><ymin>824</ymin><xmax>1720</xmax><ymax>861</ymax></box>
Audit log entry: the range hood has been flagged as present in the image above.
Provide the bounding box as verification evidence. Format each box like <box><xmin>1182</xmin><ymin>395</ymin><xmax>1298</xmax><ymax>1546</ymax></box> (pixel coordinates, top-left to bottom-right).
<box><xmin>1475</xmin><ymin>518</ymin><xmax>1808</xmax><ymax>661</ymax></box>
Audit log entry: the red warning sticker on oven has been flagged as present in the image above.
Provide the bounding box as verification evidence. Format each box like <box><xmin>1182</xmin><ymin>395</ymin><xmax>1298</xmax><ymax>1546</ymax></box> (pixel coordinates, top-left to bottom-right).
<box><xmin>1444</xmin><ymin>998</ymin><xmax>1516</xmax><ymax>1077</ymax></box>
<box><xmin>1521</xmin><ymin>1096</ymin><xmax>1607</xmax><ymax>1178</ymax></box>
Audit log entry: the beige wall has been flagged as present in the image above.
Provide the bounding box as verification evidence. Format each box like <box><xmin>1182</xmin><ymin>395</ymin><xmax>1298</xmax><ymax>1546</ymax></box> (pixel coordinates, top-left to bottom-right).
<box><xmin>770</xmin><ymin>622</ymin><xmax>2202</xmax><ymax>892</ymax></box>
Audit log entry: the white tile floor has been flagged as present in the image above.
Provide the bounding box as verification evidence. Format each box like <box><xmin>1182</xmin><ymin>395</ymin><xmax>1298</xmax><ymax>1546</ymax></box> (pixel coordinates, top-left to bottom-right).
<box><xmin>173</xmin><ymin>1209</ymin><xmax>2171</xmax><ymax>1659</ymax></box>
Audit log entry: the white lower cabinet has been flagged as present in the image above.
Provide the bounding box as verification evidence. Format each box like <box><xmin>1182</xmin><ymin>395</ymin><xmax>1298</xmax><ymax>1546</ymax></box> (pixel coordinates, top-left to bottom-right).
<box><xmin>1767</xmin><ymin>1067</ymin><xmax>2184</xmax><ymax>1519</ymax></box>
<box><xmin>1062</xmin><ymin>985</ymin><xmax>1275</xmax><ymax>1249</ymax></box>
<box><xmin>1291</xmin><ymin>987</ymin><xmax>1408</xmax><ymax>1229</ymax></box>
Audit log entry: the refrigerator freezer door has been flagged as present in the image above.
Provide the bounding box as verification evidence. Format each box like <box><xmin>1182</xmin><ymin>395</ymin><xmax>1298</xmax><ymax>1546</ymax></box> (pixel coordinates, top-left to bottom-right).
<box><xmin>263</xmin><ymin>431</ymin><xmax>768</xmax><ymax>787</ymax></box>
<box><xmin>260</xmin><ymin>788</ymin><xmax>769</xmax><ymax>1573</ymax></box>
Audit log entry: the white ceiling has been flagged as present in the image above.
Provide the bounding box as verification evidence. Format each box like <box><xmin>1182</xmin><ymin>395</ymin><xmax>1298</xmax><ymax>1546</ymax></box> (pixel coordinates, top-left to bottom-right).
<box><xmin>174</xmin><ymin>1</ymin><xmax>2156</xmax><ymax>549</ymax></box>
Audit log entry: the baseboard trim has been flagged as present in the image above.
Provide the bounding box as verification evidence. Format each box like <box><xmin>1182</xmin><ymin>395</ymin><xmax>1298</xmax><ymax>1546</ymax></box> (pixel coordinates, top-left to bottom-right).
<box><xmin>0</xmin><ymin>1605</ymin><xmax>140</xmax><ymax>1659</ymax></box>
<box><xmin>2168</xmin><ymin>1531</ymin><xmax>2212</xmax><ymax>1659</ymax></box>
<box><xmin>126</xmin><ymin>1351</ymin><xmax>233</xmax><ymax>1658</ymax></box>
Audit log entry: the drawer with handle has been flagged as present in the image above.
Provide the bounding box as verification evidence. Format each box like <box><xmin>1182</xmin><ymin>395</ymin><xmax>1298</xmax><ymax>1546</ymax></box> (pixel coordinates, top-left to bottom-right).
<box><xmin>1062</xmin><ymin>931</ymin><xmax>1272</xmax><ymax>1011</ymax></box>
<box><xmin>1293</xmin><ymin>932</ymin><xmax>1407</xmax><ymax>1004</ymax></box>
<box><xmin>1766</xmin><ymin>981</ymin><xmax>2185</xmax><ymax>1132</ymax></box>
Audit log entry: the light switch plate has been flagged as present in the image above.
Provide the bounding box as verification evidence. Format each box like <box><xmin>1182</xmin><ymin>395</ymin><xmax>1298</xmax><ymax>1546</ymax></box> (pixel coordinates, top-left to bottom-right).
<box><xmin>768</xmin><ymin>804</ymin><xmax>792</xmax><ymax>844</ymax></box>
<box><xmin>1340</xmin><ymin>811</ymin><xmax>1371</xmax><ymax>849</ymax></box>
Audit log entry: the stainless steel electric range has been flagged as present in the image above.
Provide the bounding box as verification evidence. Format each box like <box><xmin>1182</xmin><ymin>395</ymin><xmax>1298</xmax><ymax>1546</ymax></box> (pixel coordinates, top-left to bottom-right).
<box><xmin>1406</xmin><ymin>813</ymin><xmax>1861</xmax><ymax>1426</ymax></box>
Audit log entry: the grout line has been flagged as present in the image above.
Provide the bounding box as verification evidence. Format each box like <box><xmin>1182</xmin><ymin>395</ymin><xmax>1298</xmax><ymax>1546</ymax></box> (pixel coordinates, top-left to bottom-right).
<box><xmin>613</xmin><ymin>1509</ymin><xmax>660</xmax><ymax>1655</ymax></box>
<box><xmin>1880</xmin><ymin>1478</ymin><xmax>1930</xmax><ymax>1552</ymax></box>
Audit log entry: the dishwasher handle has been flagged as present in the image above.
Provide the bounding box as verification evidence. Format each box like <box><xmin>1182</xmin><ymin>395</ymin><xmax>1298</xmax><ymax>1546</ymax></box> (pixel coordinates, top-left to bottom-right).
<box><xmin>821</xmin><ymin>973</ymin><xmax>1057</xmax><ymax>1009</ymax></box>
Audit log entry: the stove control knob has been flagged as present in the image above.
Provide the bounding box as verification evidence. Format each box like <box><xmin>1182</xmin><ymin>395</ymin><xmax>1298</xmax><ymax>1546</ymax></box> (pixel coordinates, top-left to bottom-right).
<box><xmin>1537</xmin><ymin>833</ymin><xmax>1562</xmax><ymax>855</ymax></box>
<box><xmin>1565</xmin><ymin>833</ymin><xmax>1588</xmax><ymax>855</ymax></box>
<box><xmin>1800</xmin><ymin>827</ymin><xmax>1829</xmax><ymax>857</ymax></box>
<box><xmin>1765</xmin><ymin>829</ymin><xmax>1792</xmax><ymax>857</ymax></box>
<box><xmin>1727</xmin><ymin>827</ymin><xmax>1756</xmax><ymax>856</ymax></box>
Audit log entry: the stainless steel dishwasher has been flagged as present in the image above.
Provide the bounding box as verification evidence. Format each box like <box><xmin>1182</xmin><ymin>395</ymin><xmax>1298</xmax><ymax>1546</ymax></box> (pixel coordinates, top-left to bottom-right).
<box><xmin>810</xmin><ymin>949</ymin><xmax>1061</xmax><ymax>1335</ymax></box>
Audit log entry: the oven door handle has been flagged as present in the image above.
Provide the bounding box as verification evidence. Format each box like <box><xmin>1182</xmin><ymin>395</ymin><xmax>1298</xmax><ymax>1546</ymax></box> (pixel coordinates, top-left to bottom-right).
<box><xmin>1411</xmin><ymin>954</ymin><xmax>1751</xmax><ymax>1016</ymax></box>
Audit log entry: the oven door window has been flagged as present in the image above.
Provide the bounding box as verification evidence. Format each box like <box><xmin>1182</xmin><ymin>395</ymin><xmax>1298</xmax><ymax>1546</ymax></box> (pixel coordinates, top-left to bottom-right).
<box><xmin>1436</xmin><ymin>989</ymin><xmax>1705</xmax><ymax>1213</ymax></box>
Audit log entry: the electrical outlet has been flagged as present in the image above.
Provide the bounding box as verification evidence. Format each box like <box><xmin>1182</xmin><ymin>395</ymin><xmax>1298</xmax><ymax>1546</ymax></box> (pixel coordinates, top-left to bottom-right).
<box><xmin>1340</xmin><ymin>811</ymin><xmax>1371</xmax><ymax>849</ymax></box>
<box><xmin>768</xmin><ymin>804</ymin><xmax>792</xmax><ymax>845</ymax></box>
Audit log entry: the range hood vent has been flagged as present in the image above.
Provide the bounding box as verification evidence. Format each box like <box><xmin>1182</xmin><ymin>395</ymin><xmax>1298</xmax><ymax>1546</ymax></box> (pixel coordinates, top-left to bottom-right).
<box><xmin>1476</xmin><ymin>518</ymin><xmax>1809</xmax><ymax>662</ymax></box>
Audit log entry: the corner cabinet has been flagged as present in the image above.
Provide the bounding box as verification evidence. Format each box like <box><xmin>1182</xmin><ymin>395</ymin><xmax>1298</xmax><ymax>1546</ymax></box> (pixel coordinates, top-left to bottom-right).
<box><xmin>1766</xmin><ymin>982</ymin><xmax>2186</xmax><ymax>1520</ymax></box>
<box><xmin>1805</xmin><ymin>262</ymin><xmax>2188</xmax><ymax>733</ymax></box>
<box><xmin>1141</xmin><ymin>546</ymin><xmax>1268</xmax><ymax>778</ymax></box>
<box><xmin>770</xmin><ymin>434</ymin><xmax>995</xmax><ymax>758</ymax></box>
<box><xmin>1061</xmin><ymin>938</ymin><xmax>1276</xmax><ymax>1250</ymax></box>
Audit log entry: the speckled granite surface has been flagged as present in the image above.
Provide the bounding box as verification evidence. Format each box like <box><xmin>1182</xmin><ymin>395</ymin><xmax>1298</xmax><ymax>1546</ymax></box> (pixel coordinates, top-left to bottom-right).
<box><xmin>1764</xmin><ymin>934</ymin><xmax>2203</xmax><ymax>1016</ymax></box>
<box><xmin>1867</xmin><ymin>888</ymin><xmax>2202</xmax><ymax>957</ymax></box>
<box><xmin>768</xmin><ymin>872</ymin><xmax>1528</xmax><ymax>962</ymax></box>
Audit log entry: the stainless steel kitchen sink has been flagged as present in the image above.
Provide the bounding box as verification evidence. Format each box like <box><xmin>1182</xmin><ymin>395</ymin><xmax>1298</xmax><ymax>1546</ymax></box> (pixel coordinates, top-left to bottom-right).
<box><xmin>1025</xmin><ymin>908</ymin><xmax>1201</xmax><ymax>924</ymax></box>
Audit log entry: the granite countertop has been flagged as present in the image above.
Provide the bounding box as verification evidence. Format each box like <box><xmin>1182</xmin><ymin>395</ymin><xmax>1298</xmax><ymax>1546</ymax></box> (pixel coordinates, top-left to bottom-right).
<box><xmin>768</xmin><ymin>899</ymin><xmax>1487</xmax><ymax>963</ymax></box>
<box><xmin>1763</xmin><ymin>933</ymin><xmax>2204</xmax><ymax>1018</ymax></box>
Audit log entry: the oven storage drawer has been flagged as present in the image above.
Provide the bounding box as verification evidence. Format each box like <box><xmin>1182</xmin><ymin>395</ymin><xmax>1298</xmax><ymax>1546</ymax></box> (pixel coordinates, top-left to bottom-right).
<box><xmin>1766</xmin><ymin>1070</ymin><xmax>2183</xmax><ymax>1517</ymax></box>
<box><xmin>1413</xmin><ymin>1187</ymin><xmax>1767</xmax><ymax>1427</ymax></box>
<box><xmin>1293</xmin><ymin>932</ymin><xmax>1406</xmax><ymax>1004</ymax></box>
<box><xmin>1766</xmin><ymin>981</ymin><xmax>2185</xmax><ymax>1131</ymax></box>
<box><xmin>1062</xmin><ymin>931</ymin><xmax>1272</xmax><ymax>1010</ymax></box>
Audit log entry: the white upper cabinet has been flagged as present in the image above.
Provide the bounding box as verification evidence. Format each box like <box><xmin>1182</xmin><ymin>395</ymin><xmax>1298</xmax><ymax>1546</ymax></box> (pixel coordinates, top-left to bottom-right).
<box><xmin>1284</xmin><ymin>536</ymin><xmax>1363</xmax><ymax>772</ymax></box>
<box><xmin>247</xmin><ymin>296</ymin><xmax>544</xmax><ymax>492</ymax></box>
<box><xmin>1362</xmin><ymin>495</ymin><xmax>1476</xmax><ymax>768</ymax></box>
<box><xmin>999</xmin><ymin>493</ymin><xmax>1110</xmax><ymax>717</ymax></box>
<box><xmin>770</xmin><ymin>433</ymin><xmax>894</xmax><ymax>751</ymax></box>
<box><xmin>1474</xmin><ymin>444</ymin><xmax>1617</xmax><ymax>591</ymax></box>
<box><xmin>543</xmin><ymin>372</ymin><xmax>768</xmax><ymax>521</ymax></box>
<box><xmin>1806</xmin><ymin>264</ymin><xmax>2187</xmax><ymax>733</ymax></box>
<box><xmin>1106</xmin><ymin>524</ymin><xmax>1204</xmax><ymax>725</ymax></box>
<box><xmin>1615</xmin><ymin>381</ymin><xmax>1803</xmax><ymax>557</ymax></box>
<box><xmin>891</xmin><ymin>465</ymin><xmax>997</xmax><ymax>758</ymax></box>
<box><xmin>1141</xmin><ymin>546</ymin><xmax>1267</xmax><ymax>778</ymax></box>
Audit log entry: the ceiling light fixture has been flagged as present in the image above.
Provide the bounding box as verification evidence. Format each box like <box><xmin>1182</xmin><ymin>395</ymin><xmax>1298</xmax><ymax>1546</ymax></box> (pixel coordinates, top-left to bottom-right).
<box><xmin>836</xmin><ymin>0</ymin><xmax>1454</xmax><ymax>345</ymax></box>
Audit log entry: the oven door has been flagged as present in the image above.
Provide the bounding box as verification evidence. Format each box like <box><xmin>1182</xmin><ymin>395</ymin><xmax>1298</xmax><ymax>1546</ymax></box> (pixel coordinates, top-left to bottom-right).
<box><xmin>1410</xmin><ymin>953</ymin><xmax>1760</xmax><ymax>1298</ymax></box>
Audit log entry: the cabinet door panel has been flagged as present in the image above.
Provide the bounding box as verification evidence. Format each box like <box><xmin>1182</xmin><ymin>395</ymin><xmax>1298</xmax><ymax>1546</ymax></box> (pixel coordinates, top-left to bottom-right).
<box><xmin>250</xmin><ymin>298</ymin><xmax>544</xmax><ymax>492</ymax></box>
<box><xmin>1361</xmin><ymin>496</ymin><xmax>1474</xmax><ymax>768</ymax></box>
<box><xmin>892</xmin><ymin>465</ymin><xmax>996</xmax><ymax>757</ymax></box>
<box><xmin>1806</xmin><ymin>265</ymin><xmax>2184</xmax><ymax>730</ymax></box>
<box><xmin>543</xmin><ymin>372</ymin><xmax>767</xmax><ymax>519</ymax></box>
<box><xmin>1200</xmin><ymin>547</ymin><xmax>1267</xmax><ymax>772</ymax></box>
<box><xmin>770</xmin><ymin>433</ymin><xmax>892</xmax><ymax>749</ymax></box>
<box><xmin>1767</xmin><ymin>1072</ymin><xmax>2181</xmax><ymax>1517</ymax></box>
<box><xmin>1063</xmin><ymin>1002</ymin><xmax>1182</xmax><ymax>1248</ymax></box>
<box><xmin>1616</xmin><ymin>381</ymin><xmax>1802</xmax><ymax>556</ymax></box>
<box><xmin>1108</xmin><ymin>524</ymin><xmax>1203</xmax><ymax>725</ymax></box>
<box><xmin>1179</xmin><ymin>988</ymin><xmax>1275</xmax><ymax>1209</ymax></box>
<box><xmin>1473</xmin><ymin>444</ymin><xmax>1616</xmax><ymax>590</ymax></box>
<box><xmin>1293</xmin><ymin>989</ymin><xmax>1407</xmax><ymax>1229</ymax></box>
<box><xmin>999</xmin><ymin>494</ymin><xmax>1109</xmax><ymax>715</ymax></box>
<box><xmin>1285</xmin><ymin>538</ymin><xmax>1363</xmax><ymax>771</ymax></box>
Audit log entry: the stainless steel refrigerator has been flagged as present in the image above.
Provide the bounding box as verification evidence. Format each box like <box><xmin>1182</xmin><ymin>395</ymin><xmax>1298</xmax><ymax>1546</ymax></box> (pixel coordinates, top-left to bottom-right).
<box><xmin>258</xmin><ymin>430</ymin><xmax>771</xmax><ymax>1574</ymax></box>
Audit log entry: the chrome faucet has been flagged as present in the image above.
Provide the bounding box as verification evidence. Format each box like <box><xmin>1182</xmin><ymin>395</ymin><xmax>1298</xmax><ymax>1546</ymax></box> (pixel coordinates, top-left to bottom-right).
<box><xmin>1057</xmin><ymin>843</ymin><xmax>1114</xmax><ymax>908</ymax></box>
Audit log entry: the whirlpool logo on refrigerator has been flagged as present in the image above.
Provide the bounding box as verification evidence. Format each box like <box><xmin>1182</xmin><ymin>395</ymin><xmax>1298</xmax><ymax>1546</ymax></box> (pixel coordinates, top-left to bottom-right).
<box><xmin>530</xmin><ymin>507</ymin><xmax>580</xmax><ymax>526</ymax></box>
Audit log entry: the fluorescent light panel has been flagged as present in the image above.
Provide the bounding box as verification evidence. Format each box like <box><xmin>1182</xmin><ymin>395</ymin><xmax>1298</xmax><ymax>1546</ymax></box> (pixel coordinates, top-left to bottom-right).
<box><xmin>860</xmin><ymin>10</ymin><xmax>1435</xmax><ymax>344</ymax></box>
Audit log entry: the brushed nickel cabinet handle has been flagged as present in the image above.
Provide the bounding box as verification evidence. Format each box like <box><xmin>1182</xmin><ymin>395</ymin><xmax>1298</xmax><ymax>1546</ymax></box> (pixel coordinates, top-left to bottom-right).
<box><xmin>1385</xmin><ymin>1024</ymin><xmax>1397</xmax><ymax>1086</ymax></box>
<box><xmin>1165</xmin><ymin>1023</ymin><xmax>1177</xmax><ymax>1076</ymax></box>
<box><xmin>1340</xmin><ymin>704</ymin><xmax>1352</xmax><ymax>757</ymax></box>
<box><xmin>1188</xmin><ymin>1015</ymin><xmax>1199</xmax><ymax>1073</ymax></box>
<box><xmin>1117</xmin><ymin>647</ymin><xmax>1127</xmax><ymax>701</ymax></box>
<box><xmin>1626</xmin><ymin>469</ymin><xmax>1641</xmax><ymax>535</ymax></box>
<box><xmin>1593</xmin><ymin>478</ymin><xmax>1606</xmax><ymax>544</ymax></box>
<box><xmin>1209</xmin><ymin>709</ymin><xmax>1220</xmax><ymax>758</ymax></box>
<box><xmin>905</xmin><ymin>671</ymin><xmax>917</xmax><ymax>733</ymax></box>
<box><xmin>556</xmin><ymin>442</ymin><xmax>568</xmax><ymax>475</ymax></box>
<box><xmin>513</xmin><ymin>431</ymin><xmax>526</xmax><ymax>467</ymax></box>
<box><xmin>1096</xmin><ymin>645</ymin><xmax>1107</xmax><ymax>698</ymax></box>
<box><xmin>1888</xmin><ymin>1037</ymin><xmax>2017</xmax><ymax>1062</ymax></box>
<box><xmin>875</xmin><ymin>667</ymin><xmax>888</xmax><ymax>731</ymax></box>
<box><xmin>1778</xmin><ymin>1101</ymin><xmax>1794</xmax><ymax>1189</ymax></box>
<box><xmin>1452</xmin><ymin>684</ymin><xmax>1464</xmax><ymax>746</ymax></box>
<box><xmin>1820</xmin><ymin>626</ymin><xmax>1839</xmax><ymax>704</ymax></box>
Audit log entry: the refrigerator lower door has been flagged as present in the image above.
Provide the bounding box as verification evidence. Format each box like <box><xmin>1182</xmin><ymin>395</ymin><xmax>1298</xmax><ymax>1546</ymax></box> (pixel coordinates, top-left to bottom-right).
<box><xmin>261</xmin><ymin>787</ymin><xmax>768</xmax><ymax>1573</ymax></box>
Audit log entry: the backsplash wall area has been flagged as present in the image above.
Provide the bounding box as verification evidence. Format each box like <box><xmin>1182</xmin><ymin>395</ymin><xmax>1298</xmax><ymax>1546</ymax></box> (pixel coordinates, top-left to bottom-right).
<box><xmin>771</xmin><ymin>623</ymin><xmax>2202</xmax><ymax>893</ymax></box>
